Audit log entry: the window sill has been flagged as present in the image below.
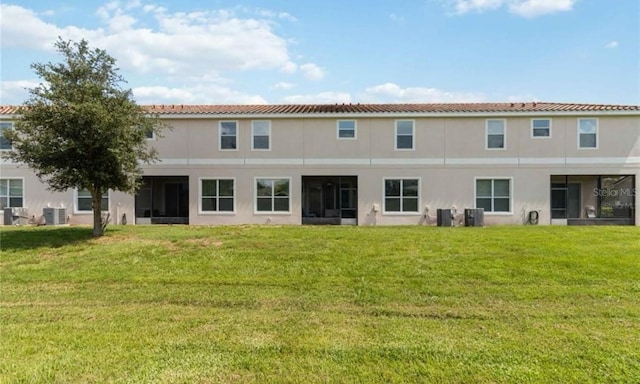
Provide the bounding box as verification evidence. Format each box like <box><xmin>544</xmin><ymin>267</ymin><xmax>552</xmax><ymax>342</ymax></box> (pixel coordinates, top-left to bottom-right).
<box><xmin>482</xmin><ymin>211</ymin><xmax>513</xmax><ymax>216</ymax></box>
<box><xmin>72</xmin><ymin>210</ymin><xmax>110</xmax><ymax>215</ymax></box>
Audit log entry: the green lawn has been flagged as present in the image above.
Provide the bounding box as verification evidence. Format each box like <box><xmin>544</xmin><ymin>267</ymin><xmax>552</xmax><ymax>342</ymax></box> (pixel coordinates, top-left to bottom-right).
<box><xmin>1</xmin><ymin>225</ymin><xmax>639</xmax><ymax>383</ymax></box>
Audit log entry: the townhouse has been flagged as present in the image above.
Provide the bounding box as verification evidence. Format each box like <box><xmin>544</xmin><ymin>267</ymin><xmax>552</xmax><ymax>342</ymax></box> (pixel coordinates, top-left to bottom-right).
<box><xmin>1</xmin><ymin>102</ymin><xmax>638</xmax><ymax>226</ymax></box>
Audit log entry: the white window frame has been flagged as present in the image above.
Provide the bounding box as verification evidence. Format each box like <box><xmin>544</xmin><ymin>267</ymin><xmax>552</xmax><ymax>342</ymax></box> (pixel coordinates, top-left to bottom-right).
<box><xmin>0</xmin><ymin>178</ymin><xmax>24</xmax><ymax>208</ymax></box>
<box><xmin>74</xmin><ymin>188</ymin><xmax>110</xmax><ymax>215</ymax></box>
<box><xmin>254</xmin><ymin>177</ymin><xmax>291</xmax><ymax>215</ymax></box>
<box><xmin>382</xmin><ymin>177</ymin><xmax>421</xmax><ymax>215</ymax></box>
<box><xmin>395</xmin><ymin>120</ymin><xmax>415</xmax><ymax>150</ymax></box>
<box><xmin>219</xmin><ymin>121</ymin><xmax>238</xmax><ymax>151</ymax></box>
<box><xmin>251</xmin><ymin>120</ymin><xmax>271</xmax><ymax>151</ymax></box>
<box><xmin>474</xmin><ymin>177</ymin><xmax>513</xmax><ymax>215</ymax></box>
<box><xmin>577</xmin><ymin>118</ymin><xmax>598</xmax><ymax>149</ymax></box>
<box><xmin>199</xmin><ymin>178</ymin><xmax>236</xmax><ymax>214</ymax></box>
<box><xmin>531</xmin><ymin>118</ymin><xmax>552</xmax><ymax>139</ymax></box>
<box><xmin>337</xmin><ymin>120</ymin><xmax>357</xmax><ymax>140</ymax></box>
<box><xmin>486</xmin><ymin>119</ymin><xmax>506</xmax><ymax>150</ymax></box>
<box><xmin>0</xmin><ymin>122</ymin><xmax>13</xmax><ymax>151</ymax></box>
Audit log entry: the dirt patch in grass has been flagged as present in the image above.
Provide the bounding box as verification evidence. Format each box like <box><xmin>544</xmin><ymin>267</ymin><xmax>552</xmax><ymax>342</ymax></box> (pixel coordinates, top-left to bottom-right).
<box><xmin>90</xmin><ymin>233</ymin><xmax>139</xmax><ymax>245</ymax></box>
<box><xmin>93</xmin><ymin>233</ymin><xmax>222</xmax><ymax>249</ymax></box>
<box><xmin>184</xmin><ymin>238</ymin><xmax>223</xmax><ymax>247</ymax></box>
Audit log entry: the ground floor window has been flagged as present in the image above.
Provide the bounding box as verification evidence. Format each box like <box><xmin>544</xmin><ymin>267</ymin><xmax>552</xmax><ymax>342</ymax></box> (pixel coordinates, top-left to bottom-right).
<box><xmin>384</xmin><ymin>178</ymin><xmax>419</xmax><ymax>213</ymax></box>
<box><xmin>256</xmin><ymin>178</ymin><xmax>290</xmax><ymax>213</ymax></box>
<box><xmin>476</xmin><ymin>178</ymin><xmax>511</xmax><ymax>213</ymax></box>
<box><xmin>75</xmin><ymin>188</ymin><xmax>109</xmax><ymax>213</ymax></box>
<box><xmin>200</xmin><ymin>178</ymin><xmax>234</xmax><ymax>213</ymax></box>
<box><xmin>0</xmin><ymin>178</ymin><xmax>23</xmax><ymax>208</ymax></box>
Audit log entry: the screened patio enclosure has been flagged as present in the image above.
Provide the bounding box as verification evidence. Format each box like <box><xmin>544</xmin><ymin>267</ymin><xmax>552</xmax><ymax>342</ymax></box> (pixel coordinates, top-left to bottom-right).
<box><xmin>550</xmin><ymin>175</ymin><xmax>635</xmax><ymax>225</ymax></box>
<box><xmin>302</xmin><ymin>176</ymin><xmax>357</xmax><ymax>225</ymax></box>
<box><xmin>135</xmin><ymin>176</ymin><xmax>189</xmax><ymax>224</ymax></box>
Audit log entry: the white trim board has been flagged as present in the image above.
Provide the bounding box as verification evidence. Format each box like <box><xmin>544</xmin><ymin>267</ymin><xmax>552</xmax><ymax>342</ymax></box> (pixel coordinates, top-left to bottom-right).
<box><xmin>153</xmin><ymin>156</ymin><xmax>640</xmax><ymax>167</ymax></box>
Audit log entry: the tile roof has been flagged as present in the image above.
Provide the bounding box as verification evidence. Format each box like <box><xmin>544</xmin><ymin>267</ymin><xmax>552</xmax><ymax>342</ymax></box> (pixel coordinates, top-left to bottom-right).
<box><xmin>1</xmin><ymin>102</ymin><xmax>639</xmax><ymax>117</ymax></box>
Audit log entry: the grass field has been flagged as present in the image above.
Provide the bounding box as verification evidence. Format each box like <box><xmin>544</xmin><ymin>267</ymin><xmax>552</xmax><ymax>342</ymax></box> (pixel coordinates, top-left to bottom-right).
<box><xmin>1</xmin><ymin>225</ymin><xmax>639</xmax><ymax>383</ymax></box>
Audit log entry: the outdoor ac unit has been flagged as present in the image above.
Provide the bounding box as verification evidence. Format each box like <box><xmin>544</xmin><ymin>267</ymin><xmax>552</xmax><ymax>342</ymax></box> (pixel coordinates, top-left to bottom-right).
<box><xmin>43</xmin><ymin>207</ymin><xmax>68</xmax><ymax>225</ymax></box>
<box><xmin>3</xmin><ymin>207</ymin><xmax>29</xmax><ymax>225</ymax></box>
<box><xmin>464</xmin><ymin>208</ymin><xmax>485</xmax><ymax>227</ymax></box>
<box><xmin>436</xmin><ymin>209</ymin><xmax>453</xmax><ymax>227</ymax></box>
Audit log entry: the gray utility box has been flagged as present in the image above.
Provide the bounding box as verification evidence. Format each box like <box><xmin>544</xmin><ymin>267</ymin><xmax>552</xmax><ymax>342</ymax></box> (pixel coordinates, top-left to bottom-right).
<box><xmin>43</xmin><ymin>207</ymin><xmax>67</xmax><ymax>225</ymax></box>
<box><xmin>4</xmin><ymin>207</ymin><xmax>29</xmax><ymax>225</ymax></box>
<box><xmin>464</xmin><ymin>208</ymin><xmax>485</xmax><ymax>227</ymax></box>
<box><xmin>436</xmin><ymin>209</ymin><xmax>453</xmax><ymax>227</ymax></box>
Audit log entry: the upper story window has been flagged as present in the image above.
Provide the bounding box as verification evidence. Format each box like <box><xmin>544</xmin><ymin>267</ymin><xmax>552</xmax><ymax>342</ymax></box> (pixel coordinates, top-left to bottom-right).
<box><xmin>486</xmin><ymin>119</ymin><xmax>506</xmax><ymax>149</ymax></box>
<box><xmin>219</xmin><ymin>121</ymin><xmax>238</xmax><ymax>150</ymax></box>
<box><xmin>578</xmin><ymin>118</ymin><xmax>598</xmax><ymax>149</ymax></box>
<box><xmin>200</xmin><ymin>178</ymin><xmax>235</xmax><ymax>213</ymax></box>
<box><xmin>384</xmin><ymin>178</ymin><xmax>419</xmax><ymax>213</ymax></box>
<box><xmin>256</xmin><ymin>178</ymin><xmax>290</xmax><ymax>213</ymax></box>
<box><xmin>476</xmin><ymin>178</ymin><xmax>512</xmax><ymax>214</ymax></box>
<box><xmin>0</xmin><ymin>122</ymin><xmax>13</xmax><ymax>150</ymax></box>
<box><xmin>531</xmin><ymin>118</ymin><xmax>551</xmax><ymax>138</ymax></box>
<box><xmin>0</xmin><ymin>178</ymin><xmax>23</xmax><ymax>208</ymax></box>
<box><xmin>75</xmin><ymin>188</ymin><xmax>109</xmax><ymax>214</ymax></box>
<box><xmin>395</xmin><ymin>120</ymin><xmax>414</xmax><ymax>150</ymax></box>
<box><xmin>145</xmin><ymin>128</ymin><xmax>155</xmax><ymax>140</ymax></box>
<box><xmin>337</xmin><ymin>120</ymin><xmax>356</xmax><ymax>139</ymax></box>
<box><xmin>252</xmin><ymin>121</ymin><xmax>271</xmax><ymax>150</ymax></box>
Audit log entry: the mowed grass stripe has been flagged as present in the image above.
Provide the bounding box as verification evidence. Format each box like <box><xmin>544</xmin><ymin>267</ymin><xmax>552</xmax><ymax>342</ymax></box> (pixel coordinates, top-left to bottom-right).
<box><xmin>1</xmin><ymin>225</ymin><xmax>639</xmax><ymax>383</ymax></box>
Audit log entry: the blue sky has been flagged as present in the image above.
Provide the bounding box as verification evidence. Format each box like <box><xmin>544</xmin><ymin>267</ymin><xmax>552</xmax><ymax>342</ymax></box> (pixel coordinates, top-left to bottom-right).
<box><xmin>1</xmin><ymin>0</ymin><xmax>638</xmax><ymax>105</ymax></box>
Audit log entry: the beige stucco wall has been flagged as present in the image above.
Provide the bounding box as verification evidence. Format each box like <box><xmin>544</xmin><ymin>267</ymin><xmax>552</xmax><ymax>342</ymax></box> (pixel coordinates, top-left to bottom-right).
<box><xmin>1</xmin><ymin>113</ymin><xmax>638</xmax><ymax>226</ymax></box>
<box><xmin>149</xmin><ymin>115</ymin><xmax>640</xmax><ymax>162</ymax></box>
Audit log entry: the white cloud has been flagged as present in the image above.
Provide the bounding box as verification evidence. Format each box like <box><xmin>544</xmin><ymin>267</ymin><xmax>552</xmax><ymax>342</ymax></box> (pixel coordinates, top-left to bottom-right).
<box><xmin>279</xmin><ymin>83</ymin><xmax>486</xmax><ymax>104</ymax></box>
<box><xmin>133</xmin><ymin>85</ymin><xmax>267</xmax><ymax>104</ymax></box>
<box><xmin>506</xmin><ymin>94</ymin><xmax>539</xmax><ymax>102</ymax></box>
<box><xmin>282</xmin><ymin>92</ymin><xmax>351</xmax><ymax>104</ymax></box>
<box><xmin>0</xmin><ymin>80</ymin><xmax>41</xmax><ymax>105</ymax></box>
<box><xmin>605</xmin><ymin>41</ymin><xmax>619</xmax><ymax>49</ymax></box>
<box><xmin>0</xmin><ymin>5</ymin><xmax>98</xmax><ymax>50</ymax></box>
<box><xmin>0</xmin><ymin>2</ymin><xmax>329</xmax><ymax>104</ymax></box>
<box><xmin>509</xmin><ymin>0</ymin><xmax>576</xmax><ymax>17</ymax></box>
<box><xmin>300</xmin><ymin>63</ymin><xmax>325</xmax><ymax>81</ymax></box>
<box><xmin>0</xmin><ymin>3</ymin><xmax>317</xmax><ymax>79</ymax></box>
<box><xmin>281</xmin><ymin>61</ymin><xmax>298</xmax><ymax>73</ymax></box>
<box><xmin>453</xmin><ymin>0</ymin><xmax>503</xmax><ymax>14</ymax></box>
<box><xmin>450</xmin><ymin>0</ymin><xmax>578</xmax><ymax>17</ymax></box>
<box><xmin>272</xmin><ymin>82</ymin><xmax>296</xmax><ymax>90</ymax></box>
<box><xmin>360</xmin><ymin>82</ymin><xmax>485</xmax><ymax>103</ymax></box>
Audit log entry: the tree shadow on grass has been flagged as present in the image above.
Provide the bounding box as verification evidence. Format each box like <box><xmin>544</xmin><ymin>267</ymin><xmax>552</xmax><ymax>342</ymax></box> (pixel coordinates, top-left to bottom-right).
<box><xmin>0</xmin><ymin>226</ymin><xmax>96</xmax><ymax>251</ymax></box>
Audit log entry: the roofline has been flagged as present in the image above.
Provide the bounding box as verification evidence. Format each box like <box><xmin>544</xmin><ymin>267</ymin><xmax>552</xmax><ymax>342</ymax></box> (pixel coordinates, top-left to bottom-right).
<box><xmin>152</xmin><ymin>110</ymin><xmax>640</xmax><ymax>119</ymax></box>
<box><xmin>2</xmin><ymin>102</ymin><xmax>639</xmax><ymax>119</ymax></box>
<box><xmin>3</xmin><ymin>111</ymin><xmax>638</xmax><ymax>119</ymax></box>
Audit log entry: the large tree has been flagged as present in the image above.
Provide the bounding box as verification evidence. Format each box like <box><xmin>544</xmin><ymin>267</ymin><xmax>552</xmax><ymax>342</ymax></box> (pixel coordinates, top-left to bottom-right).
<box><xmin>3</xmin><ymin>38</ymin><xmax>163</xmax><ymax>237</ymax></box>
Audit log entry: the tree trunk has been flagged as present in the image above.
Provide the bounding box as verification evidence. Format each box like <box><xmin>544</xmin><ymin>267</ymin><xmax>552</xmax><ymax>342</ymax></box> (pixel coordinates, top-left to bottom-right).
<box><xmin>92</xmin><ymin>189</ymin><xmax>104</xmax><ymax>237</ymax></box>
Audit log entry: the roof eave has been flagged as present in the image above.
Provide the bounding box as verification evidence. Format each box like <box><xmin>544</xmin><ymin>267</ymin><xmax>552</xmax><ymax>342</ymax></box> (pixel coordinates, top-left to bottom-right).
<box><xmin>155</xmin><ymin>110</ymin><xmax>640</xmax><ymax>119</ymax></box>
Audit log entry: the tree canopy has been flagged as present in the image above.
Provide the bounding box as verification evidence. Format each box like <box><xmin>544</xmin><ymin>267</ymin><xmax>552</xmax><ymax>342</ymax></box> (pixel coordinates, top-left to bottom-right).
<box><xmin>3</xmin><ymin>38</ymin><xmax>163</xmax><ymax>237</ymax></box>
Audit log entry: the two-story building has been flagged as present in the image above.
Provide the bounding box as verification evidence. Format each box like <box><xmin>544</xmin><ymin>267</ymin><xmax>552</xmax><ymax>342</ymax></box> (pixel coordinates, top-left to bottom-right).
<box><xmin>1</xmin><ymin>102</ymin><xmax>638</xmax><ymax>226</ymax></box>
